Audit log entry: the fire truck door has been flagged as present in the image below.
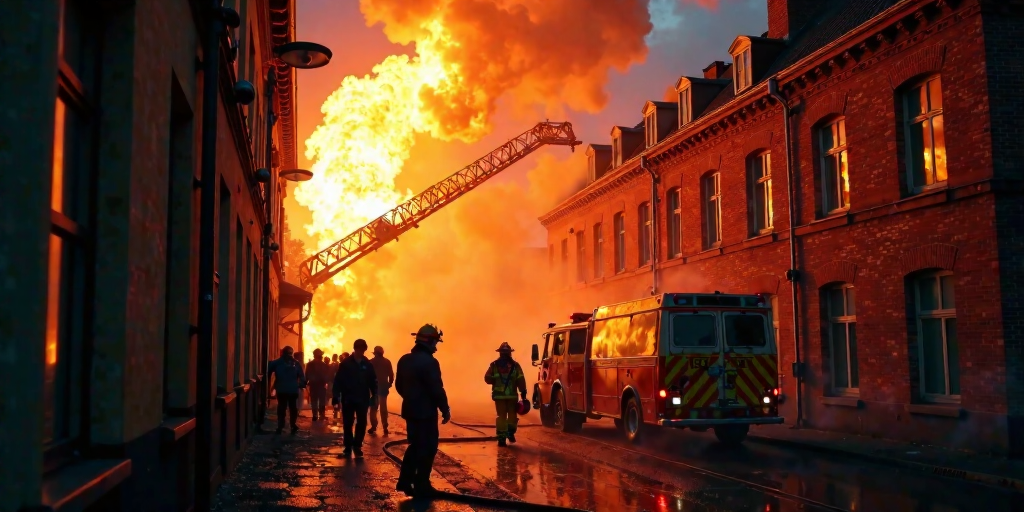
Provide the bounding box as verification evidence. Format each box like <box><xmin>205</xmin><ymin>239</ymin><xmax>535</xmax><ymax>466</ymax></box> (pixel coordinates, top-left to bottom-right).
<box><xmin>722</xmin><ymin>312</ymin><xmax>776</xmax><ymax>408</ymax></box>
<box><xmin>566</xmin><ymin>328</ymin><xmax>587</xmax><ymax>410</ymax></box>
<box><xmin>537</xmin><ymin>333</ymin><xmax>552</xmax><ymax>404</ymax></box>
<box><xmin>667</xmin><ymin>312</ymin><xmax>722</xmax><ymax>414</ymax></box>
<box><xmin>548</xmin><ymin>331</ymin><xmax>566</xmax><ymax>392</ymax></box>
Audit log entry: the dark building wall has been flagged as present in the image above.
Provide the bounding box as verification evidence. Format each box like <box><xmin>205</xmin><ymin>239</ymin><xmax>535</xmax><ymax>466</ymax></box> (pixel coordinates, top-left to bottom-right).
<box><xmin>543</xmin><ymin>0</ymin><xmax>1020</xmax><ymax>455</ymax></box>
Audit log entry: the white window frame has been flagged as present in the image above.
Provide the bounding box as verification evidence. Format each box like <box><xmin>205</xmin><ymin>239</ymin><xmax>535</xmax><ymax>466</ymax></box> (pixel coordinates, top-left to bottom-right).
<box><xmin>612</xmin><ymin>136</ymin><xmax>622</xmax><ymax>168</ymax></box>
<box><xmin>820</xmin><ymin>118</ymin><xmax>850</xmax><ymax>214</ymax></box>
<box><xmin>733</xmin><ymin>46</ymin><xmax>752</xmax><ymax>93</ymax></box>
<box><xmin>903</xmin><ymin>75</ymin><xmax>947</xmax><ymax>193</ymax></box>
<box><xmin>702</xmin><ymin>172</ymin><xmax>721</xmax><ymax>249</ymax></box>
<box><xmin>645</xmin><ymin>112</ymin><xmax>657</xmax><ymax>148</ymax></box>
<box><xmin>593</xmin><ymin>223</ymin><xmax>604</xmax><ymax>279</ymax></box>
<box><xmin>914</xmin><ymin>271</ymin><xmax>960</xmax><ymax>403</ymax></box>
<box><xmin>614</xmin><ymin>212</ymin><xmax>626</xmax><ymax>273</ymax></box>
<box><xmin>748</xmin><ymin>152</ymin><xmax>773</xmax><ymax>235</ymax></box>
<box><xmin>678</xmin><ymin>87</ymin><xmax>692</xmax><ymax>127</ymax></box>
<box><xmin>826</xmin><ymin>284</ymin><xmax>859</xmax><ymax>396</ymax></box>
<box><xmin>667</xmin><ymin>188</ymin><xmax>681</xmax><ymax>259</ymax></box>
<box><xmin>638</xmin><ymin>202</ymin><xmax>651</xmax><ymax>266</ymax></box>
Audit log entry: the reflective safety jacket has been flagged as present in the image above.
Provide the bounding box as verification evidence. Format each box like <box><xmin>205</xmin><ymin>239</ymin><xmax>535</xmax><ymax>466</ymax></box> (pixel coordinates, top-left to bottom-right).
<box><xmin>484</xmin><ymin>358</ymin><xmax>527</xmax><ymax>400</ymax></box>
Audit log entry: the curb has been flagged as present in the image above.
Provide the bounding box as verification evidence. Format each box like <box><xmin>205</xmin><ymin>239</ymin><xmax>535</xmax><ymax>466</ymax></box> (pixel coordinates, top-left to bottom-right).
<box><xmin>746</xmin><ymin>434</ymin><xmax>1024</xmax><ymax>493</ymax></box>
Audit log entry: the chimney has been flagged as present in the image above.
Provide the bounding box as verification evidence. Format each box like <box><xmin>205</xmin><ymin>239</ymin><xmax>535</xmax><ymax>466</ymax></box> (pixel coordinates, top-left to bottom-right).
<box><xmin>702</xmin><ymin>61</ymin><xmax>731</xmax><ymax>80</ymax></box>
<box><xmin>767</xmin><ymin>0</ymin><xmax>819</xmax><ymax>40</ymax></box>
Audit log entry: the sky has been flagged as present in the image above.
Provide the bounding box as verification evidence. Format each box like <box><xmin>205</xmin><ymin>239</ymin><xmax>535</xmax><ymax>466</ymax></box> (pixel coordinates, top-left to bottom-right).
<box><xmin>285</xmin><ymin>0</ymin><xmax>769</xmax><ymax>248</ymax></box>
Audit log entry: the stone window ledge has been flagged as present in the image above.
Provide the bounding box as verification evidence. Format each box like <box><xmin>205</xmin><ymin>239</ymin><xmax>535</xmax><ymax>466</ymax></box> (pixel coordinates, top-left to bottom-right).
<box><xmin>216</xmin><ymin>392</ymin><xmax>236</xmax><ymax>409</ymax></box>
<box><xmin>160</xmin><ymin>416</ymin><xmax>196</xmax><ymax>444</ymax></box>
<box><xmin>907</xmin><ymin>403</ymin><xmax>963</xmax><ymax>418</ymax></box>
<box><xmin>819</xmin><ymin>396</ymin><xmax>863</xmax><ymax>408</ymax></box>
<box><xmin>41</xmin><ymin>459</ymin><xmax>131</xmax><ymax>512</ymax></box>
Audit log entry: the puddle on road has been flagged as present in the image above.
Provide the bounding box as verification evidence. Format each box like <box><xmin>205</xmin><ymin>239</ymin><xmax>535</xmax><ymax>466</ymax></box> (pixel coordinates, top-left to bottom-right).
<box><xmin>441</xmin><ymin>441</ymin><xmax>790</xmax><ymax>512</ymax></box>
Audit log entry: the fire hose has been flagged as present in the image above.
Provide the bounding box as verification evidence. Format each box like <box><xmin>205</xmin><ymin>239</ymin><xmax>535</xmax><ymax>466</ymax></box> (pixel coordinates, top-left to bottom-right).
<box><xmin>382</xmin><ymin>412</ymin><xmax>589</xmax><ymax>512</ymax></box>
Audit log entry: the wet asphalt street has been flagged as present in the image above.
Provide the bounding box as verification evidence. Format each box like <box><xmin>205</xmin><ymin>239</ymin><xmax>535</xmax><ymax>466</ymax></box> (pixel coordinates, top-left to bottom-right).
<box><xmin>442</xmin><ymin>407</ymin><xmax>1022</xmax><ymax>512</ymax></box>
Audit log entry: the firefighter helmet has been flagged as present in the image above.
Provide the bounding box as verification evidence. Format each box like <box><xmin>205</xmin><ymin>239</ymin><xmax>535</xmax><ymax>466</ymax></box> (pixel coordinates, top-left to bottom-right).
<box><xmin>516</xmin><ymin>399</ymin><xmax>531</xmax><ymax>415</ymax></box>
<box><xmin>412</xmin><ymin>324</ymin><xmax>444</xmax><ymax>342</ymax></box>
<box><xmin>313</xmin><ymin>348</ymin><xmax>323</xmax><ymax>356</ymax></box>
<box><xmin>495</xmin><ymin>342</ymin><xmax>514</xmax><ymax>353</ymax></box>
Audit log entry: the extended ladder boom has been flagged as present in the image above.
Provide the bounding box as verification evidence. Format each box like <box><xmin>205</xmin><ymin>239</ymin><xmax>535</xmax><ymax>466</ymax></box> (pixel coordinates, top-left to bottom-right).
<box><xmin>299</xmin><ymin>121</ymin><xmax>581</xmax><ymax>289</ymax></box>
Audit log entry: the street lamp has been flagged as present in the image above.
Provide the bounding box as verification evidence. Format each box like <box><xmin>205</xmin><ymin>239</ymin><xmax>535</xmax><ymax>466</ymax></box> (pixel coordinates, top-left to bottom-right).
<box><xmin>257</xmin><ymin>42</ymin><xmax>331</xmax><ymax>432</ymax></box>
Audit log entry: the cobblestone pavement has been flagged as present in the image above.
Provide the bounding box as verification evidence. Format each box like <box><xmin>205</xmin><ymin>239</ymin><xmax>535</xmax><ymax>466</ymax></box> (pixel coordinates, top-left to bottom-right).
<box><xmin>212</xmin><ymin>408</ymin><xmax>509</xmax><ymax>512</ymax></box>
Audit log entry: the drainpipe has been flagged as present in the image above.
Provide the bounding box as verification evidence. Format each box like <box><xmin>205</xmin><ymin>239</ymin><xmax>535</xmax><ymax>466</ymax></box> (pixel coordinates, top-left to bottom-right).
<box><xmin>768</xmin><ymin>77</ymin><xmax>802</xmax><ymax>428</ymax></box>
<box><xmin>641</xmin><ymin>154</ymin><xmax>658</xmax><ymax>295</ymax></box>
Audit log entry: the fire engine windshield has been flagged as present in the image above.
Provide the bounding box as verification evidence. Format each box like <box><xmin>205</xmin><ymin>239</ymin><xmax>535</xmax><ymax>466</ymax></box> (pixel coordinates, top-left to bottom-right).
<box><xmin>724</xmin><ymin>313</ymin><xmax>769</xmax><ymax>347</ymax></box>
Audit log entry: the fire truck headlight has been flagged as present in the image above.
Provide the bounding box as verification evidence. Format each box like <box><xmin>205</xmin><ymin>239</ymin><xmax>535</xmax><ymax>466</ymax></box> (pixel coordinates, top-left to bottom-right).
<box><xmin>671</xmin><ymin>397</ymin><xmax>682</xmax><ymax>406</ymax></box>
<box><xmin>762</xmin><ymin>396</ymin><xmax>771</xmax><ymax>404</ymax></box>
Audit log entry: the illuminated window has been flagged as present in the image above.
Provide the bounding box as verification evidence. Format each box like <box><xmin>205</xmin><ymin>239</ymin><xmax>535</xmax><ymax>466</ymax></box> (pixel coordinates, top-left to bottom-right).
<box><xmin>614</xmin><ymin>212</ymin><xmax>626</xmax><ymax>273</ymax></box>
<box><xmin>593</xmin><ymin>223</ymin><xmax>604</xmax><ymax>279</ymax></box>
<box><xmin>701</xmin><ymin>172</ymin><xmax>721</xmax><ymax>249</ymax></box>
<box><xmin>903</xmin><ymin>76</ymin><xmax>947</xmax><ymax>192</ymax></box>
<box><xmin>638</xmin><ymin>202</ymin><xmax>651</xmax><ymax>265</ymax></box>
<box><xmin>667</xmin><ymin>188</ymin><xmax>681</xmax><ymax>259</ymax></box>
<box><xmin>747</xmin><ymin>152</ymin><xmax>773</xmax><ymax>235</ymax></box>
<box><xmin>826</xmin><ymin>285</ymin><xmax>859</xmax><ymax>394</ymax></box>
<box><xmin>820</xmin><ymin>118</ymin><xmax>850</xmax><ymax>213</ymax></box>
<box><xmin>733</xmin><ymin>46</ymin><xmax>752</xmax><ymax>92</ymax></box>
<box><xmin>575</xmin><ymin>231</ymin><xmax>585</xmax><ymax>283</ymax></box>
<box><xmin>913</xmin><ymin>272</ymin><xmax>959</xmax><ymax>402</ymax></box>
<box><xmin>678</xmin><ymin>87</ymin><xmax>692</xmax><ymax>127</ymax></box>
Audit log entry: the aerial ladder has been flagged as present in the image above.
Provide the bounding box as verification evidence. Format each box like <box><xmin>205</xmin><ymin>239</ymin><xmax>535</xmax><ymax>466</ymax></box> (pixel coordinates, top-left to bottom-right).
<box><xmin>298</xmin><ymin>121</ymin><xmax>581</xmax><ymax>290</ymax></box>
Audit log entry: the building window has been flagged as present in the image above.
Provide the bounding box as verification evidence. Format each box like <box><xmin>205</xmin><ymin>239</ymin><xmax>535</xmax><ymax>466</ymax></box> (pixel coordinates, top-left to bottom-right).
<box><xmin>667</xmin><ymin>188</ymin><xmax>681</xmax><ymax>258</ymax></box>
<box><xmin>587</xmin><ymin>152</ymin><xmax>596</xmax><ymax>182</ymax></box>
<box><xmin>575</xmin><ymin>231</ymin><xmax>585</xmax><ymax>283</ymax></box>
<box><xmin>903</xmin><ymin>76</ymin><xmax>947</xmax><ymax>192</ymax></box>
<box><xmin>645</xmin><ymin>112</ymin><xmax>657</xmax><ymax>148</ymax></box>
<box><xmin>913</xmin><ymin>272</ymin><xmax>959</xmax><ymax>402</ymax></box>
<box><xmin>820</xmin><ymin>118</ymin><xmax>850</xmax><ymax>214</ymax></box>
<box><xmin>701</xmin><ymin>172</ymin><xmax>721</xmax><ymax>249</ymax></box>
<box><xmin>560</xmin><ymin>239</ymin><xmax>568</xmax><ymax>286</ymax></box>
<box><xmin>612</xmin><ymin>136</ymin><xmax>622</xmax><ymax>168</ymax></box>
<box><xmin>638</xmin><ymin>202</ymin><xmax>652</xmax><ymax>265</ymax></box>
<box><xmin>678</xmin><ymin>87</ymin><xmax>691</xmax><ymax>127</ymax></box>
<box><xmin>747</xmin><ymin>152</ymin><xmax>773</xmax><ymax>235</ymax></box>
<box><xmin>46</xmin><ymin>0</ymin><xmax>96</xmax><ymax>458</ymax></box>
<box><xmin>733</xmin><ymin>47</ymin><xmax>752</xmax><ymax>92</ymax></box>
<box><xmin>826</xmin><ymin>285</ymin><xmax>858</xmax><ymax>394</ymax></box>
<box><xmin>593</xmin><ymin>223</ymin><xmax>604</xmax><ymax>279</ymax></box>
<box><xmin>614</xmin><ymin>212</ymin><xmax>626</xmax><ymax>273</ymax></box>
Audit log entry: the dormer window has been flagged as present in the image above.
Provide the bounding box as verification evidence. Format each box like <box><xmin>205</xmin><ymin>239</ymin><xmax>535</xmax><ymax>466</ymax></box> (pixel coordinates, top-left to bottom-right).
<box><xmin>733</xmin><ymin>45</ymin><xmax>751</xmax><ymax>92</ymax></box>
<box><xmin>678</xmin><ymin>86</ymin><xmax>692</xmax><ymax>127</ymax></box>
<box><xmin>644</xmin><ymin>112</ymin><xmax>657</xmax><ymax>148</ymax></box>
<box><xmin>612</xmin><ymin>136</ymin><xmax>622</xmax><ymax>167</ymax></box>
<box><xmin>587</xmin><ymin>152</ymin><xmax>596</xmax><ymax>181</ymax></box>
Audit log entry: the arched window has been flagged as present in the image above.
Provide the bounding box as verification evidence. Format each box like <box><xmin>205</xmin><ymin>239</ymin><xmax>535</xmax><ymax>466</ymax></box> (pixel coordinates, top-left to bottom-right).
<box><xmin>638</xmin><ymin>202</ymin><xmax>651</xmax><ymax>265</ymax></box>
<box><xmin>819</xmin><ymin>118</ymin><xmax>850</xmax><ymax>214</ymax></box>
<box><xmin>903</xmin><ymin>76</ymin><xmax>947</xmax><ymax>193</ymax></box>
<box><xmin>613</xmin><ymin>212</ymin><xmax>626</xmax><ymax>273</ymax></box>
<box><xmin>825</xmin><ymin>284</ymin><xmax>858</xmax><ymax>395</ymax></box>
<box><xmin>747</xmin><ymin>151</ymin><xmax>773</xmax><ymax>235</ymax></box>
<box><xmin>701</xmin><ymin>172</ymin><xmax>721</xmax><ymax>249</ymax></box>
<box><xmin>667</xmin><ymin>188</ymin><xmax>682</xmax><ymax>259</ymax></box>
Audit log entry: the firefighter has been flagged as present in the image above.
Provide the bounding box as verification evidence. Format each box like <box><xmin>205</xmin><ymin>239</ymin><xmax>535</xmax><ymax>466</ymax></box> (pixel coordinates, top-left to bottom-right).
<box><xmin>332</xmin><ymin>339</ymin><xmax>378</xmax><ymax>458</ymax></box>
<box><xmin>396</xmin><ymin>324</ymin><xmax>451</xmax><ymax>497</ymax></box>
<box><xmin>368</xmin><ymin>346</ymin><xmax>394</xmax><ymax>435</ymax></box>
<box><xmin>484</xmin><ymin>342</ymin><xmax>527</xmax><ymax>447</ymax></box>
<box><xmin>305</xmin><ymin>348</ymin><xmax>330</xmax><ymax>421</ymax></box>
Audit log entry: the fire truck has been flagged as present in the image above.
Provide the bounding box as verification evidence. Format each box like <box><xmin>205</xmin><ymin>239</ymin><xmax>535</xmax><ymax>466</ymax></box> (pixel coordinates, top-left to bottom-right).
<box><xmin>530</xmin><ymin>292</ymin><xmax>784</xmax><ymax>445</ymax></box>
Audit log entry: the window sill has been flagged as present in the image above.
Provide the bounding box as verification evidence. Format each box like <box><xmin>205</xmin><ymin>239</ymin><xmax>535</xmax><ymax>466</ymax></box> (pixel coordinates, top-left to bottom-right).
<box><xmin>907</xmin><ymin>403</ymin><xmax>963</xmax><ymax>418</ymax></box>
<box><xmin>686</xmin><ymin>247</ymin><xmax>722</xmax><ymax>263</ymax></box>
<box><xmin>42</xmin><ymin>459</ymin><xmax>132</xmax><ymax>512</ymax></box>
<box><xmin>215</xmin><ymin>392</ymin><xmax>236</xmax><ymax>408</ymax></box>
<box><xmin>742</xmin><ymin>232</ymin><xmax>775</xmax><ymax>249</ymax></box>
<box><xmin>160</xmin><ymin>416</ymin><xmax>197</xmax><ymax>444</ymax></box>
<box><xmin>795</xmin><ymin>212</ymin><xmax>851</xmax><ymax>236</ymax></box>
<box><xmin>234</xmin><ymin>383</ymin><xmax>251</xmax><ymax>393</ymax></box>
<box><xmin>819</xmin><ymin>396</ymin><xmax>863</xmax><ymax>408</ymax></box>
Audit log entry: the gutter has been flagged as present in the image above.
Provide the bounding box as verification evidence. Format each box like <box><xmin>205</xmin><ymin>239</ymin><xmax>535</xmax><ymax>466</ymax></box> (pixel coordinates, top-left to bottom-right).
<box><xmin>641</xmin><ymin>154</ymin><xmax>658</xmax><ymax>295</ymax></box>
<box><xmin>767</xmin><ymin>77</ymin><xmax>803</xmax><ymax>429</ymax></box>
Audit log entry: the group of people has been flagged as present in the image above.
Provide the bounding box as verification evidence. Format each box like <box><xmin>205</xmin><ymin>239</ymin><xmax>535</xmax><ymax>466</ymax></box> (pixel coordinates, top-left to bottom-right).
<box><xmin>267</xmin><ymin>323</ymin><xmax>530</xmax><ymax>499</ymax></box>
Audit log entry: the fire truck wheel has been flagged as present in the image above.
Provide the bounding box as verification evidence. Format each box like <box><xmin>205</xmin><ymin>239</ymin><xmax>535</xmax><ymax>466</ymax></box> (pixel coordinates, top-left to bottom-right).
<box><xmin>554</xmin><ymin>389</ymin><xmax>582</xmax><ymax>433</ymax></box>
<box><xmin>623</xmin><ymin>396</ymin><xmax>643</xmax><ymax>444</ymax></box>
<box><xmin>713</xmin><ymin>424</ymin><xmax>749</xmax><ymax>446</ymax></box>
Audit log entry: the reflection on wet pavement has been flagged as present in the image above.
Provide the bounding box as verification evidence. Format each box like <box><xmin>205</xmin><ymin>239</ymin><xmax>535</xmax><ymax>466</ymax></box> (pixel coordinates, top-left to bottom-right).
<box><xmin>440</xmin><ymin>440</ymin><xmax>797</xmax><ymax>512</ymax></box>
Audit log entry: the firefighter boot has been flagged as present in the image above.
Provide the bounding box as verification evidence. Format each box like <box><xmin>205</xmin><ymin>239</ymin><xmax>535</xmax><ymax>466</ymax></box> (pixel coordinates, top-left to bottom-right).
<box><xmin>498</xmin><ymin>436</ymin><xmax>507</xmax><ymax>447</ymax></box>
<box><xmin>507</xmin><ymin>430</ymin><xmax>517</xmax><ymax>444</ymax></box>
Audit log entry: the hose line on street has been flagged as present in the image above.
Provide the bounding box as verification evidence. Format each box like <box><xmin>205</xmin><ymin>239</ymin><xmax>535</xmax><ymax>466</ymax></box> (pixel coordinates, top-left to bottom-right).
<box><xmin>381</xmin><ymin>413</ymin><xmax>587</xmax><ymax>512</ymax></box>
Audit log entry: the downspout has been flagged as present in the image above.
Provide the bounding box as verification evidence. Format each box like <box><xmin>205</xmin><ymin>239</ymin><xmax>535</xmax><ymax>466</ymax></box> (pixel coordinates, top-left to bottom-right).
<box><xmin>641</xmin><ymin>154</ymin><xmax>658</xmax><ymax>295</ymax></box>
<box><xmin>767</xmin><ymin>77</ymin><xmax>802</xmax><ymax>428</ymax></box>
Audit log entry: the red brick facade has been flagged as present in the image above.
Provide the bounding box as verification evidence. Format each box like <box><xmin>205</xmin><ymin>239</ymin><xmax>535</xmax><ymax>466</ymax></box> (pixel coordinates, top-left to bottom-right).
<box><xmin>541</xmin><ymin>0</ymin><xmax>1023</xmax><ymax>456</ymax></box>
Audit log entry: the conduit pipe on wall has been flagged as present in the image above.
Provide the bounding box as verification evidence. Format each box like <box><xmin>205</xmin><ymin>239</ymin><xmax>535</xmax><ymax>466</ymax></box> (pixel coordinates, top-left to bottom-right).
<box><xmin>767</xmin><ymin>77</ymin><xmax>802</xmax><ymax>428</ymax></box>
<box><xmin>642</xmin><ymin>155</ymin><xmax>658</xmax><ymax>295</ymax></box>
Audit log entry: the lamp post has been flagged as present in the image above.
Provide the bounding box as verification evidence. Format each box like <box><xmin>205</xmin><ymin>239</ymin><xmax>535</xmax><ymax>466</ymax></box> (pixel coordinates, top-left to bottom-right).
<box><xmin>256</xmin><ymin>41</ymin><xmax>331</xmax><ymax>430</ymax></box>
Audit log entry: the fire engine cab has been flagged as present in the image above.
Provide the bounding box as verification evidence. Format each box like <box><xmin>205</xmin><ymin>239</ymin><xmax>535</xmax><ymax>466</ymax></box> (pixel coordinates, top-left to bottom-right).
<box><xmin>531</xmin><ymin>292</ymin><xmax>784</xmax><ymax>445</ymax></box>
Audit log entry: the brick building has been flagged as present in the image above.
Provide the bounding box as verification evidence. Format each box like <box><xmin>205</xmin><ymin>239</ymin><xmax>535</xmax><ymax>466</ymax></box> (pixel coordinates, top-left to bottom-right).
<box><xmin>541</xmin><ymin>0</ymin><xmax>1023</xmax><ymax>456</ymax></box>
<box><xmin>0</xmin><ymin>0</ymin><xmax>307</xmax><ymax>510</ymax></box>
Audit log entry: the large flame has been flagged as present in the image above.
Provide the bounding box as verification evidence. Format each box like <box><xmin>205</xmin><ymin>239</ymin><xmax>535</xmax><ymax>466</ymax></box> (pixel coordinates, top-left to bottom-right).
<box><xmin>292</xmin><ymin>0</ymin><xmax>670</xmax><ymax>394</ymax></box>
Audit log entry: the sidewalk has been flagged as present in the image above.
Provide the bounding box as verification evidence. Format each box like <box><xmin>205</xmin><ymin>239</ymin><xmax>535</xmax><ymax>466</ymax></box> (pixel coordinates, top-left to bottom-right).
<box><xmin>212</xmin><ymin>407</ymin><xmax>490</xmax><ymax>512</ymax></box>
<box><xmin>748</xmin><ymin>424</ymin><xmax>1024</xmax><ymax>492</ymax></box>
